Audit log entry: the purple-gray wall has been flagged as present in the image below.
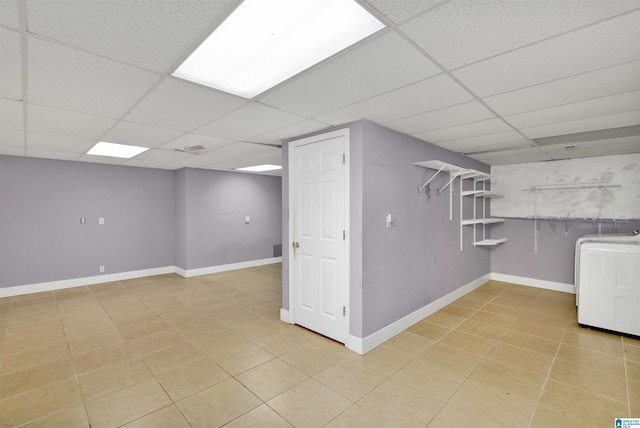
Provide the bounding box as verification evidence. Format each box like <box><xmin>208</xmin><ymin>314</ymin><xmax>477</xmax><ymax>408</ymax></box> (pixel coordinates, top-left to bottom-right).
<box><xmin>360</xmin><ymin>121</ymin><xmax>491</xmax><ymax>337</ymax></box>
<box><xmin>176</xmin><ymin>168</ymin><xmax>282</xmax><ymax>270</ymax></box>
<box><xmin>0</xmin><ymin>155</ymin><xmax>175</xmax><ymax>288</ymax></box>
<box><xmin>282</xmin><ymin>121</ymin><xmax>492</xmax><ymax>339</ymax></box>
<box><xmin>490</xmin><ymin>218</ymin><xmax>640</xmax><ymax>285</ymax></box>
<box><xmin>0</xmin><ymin>156</ymin><xmax>283</xmax><ymax>289</ymax></box>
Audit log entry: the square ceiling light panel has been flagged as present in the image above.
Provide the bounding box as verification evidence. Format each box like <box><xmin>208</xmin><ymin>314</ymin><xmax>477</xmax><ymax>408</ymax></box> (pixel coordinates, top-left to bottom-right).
<box><xmin>172</xmin><ymin>0</ymin><xmax>385</xmax><ymax>98</ymax></box>
<box><xmin>87</xmin><ymin>141</ymin><xmax>149</xmax><ymax>158</ymax></box>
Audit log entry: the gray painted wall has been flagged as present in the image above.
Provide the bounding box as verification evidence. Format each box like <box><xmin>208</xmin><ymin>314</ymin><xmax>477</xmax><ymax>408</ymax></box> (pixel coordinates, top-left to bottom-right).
<box><xmin>175</xmin><ymin>169</ymin><xmax>188</xmax><ymax>269</ymax></box>
<box><xmin>282</xmin><ymin>121</ymin><xmax>492</xmax><ymax>339</ymax></box>
<box><xmin>0</xmin><ymin>156</ymin><xmax>283</xmax><ymax>289</ymax></box>
<box><xmin>176</xmin><ymin>168</ymin><xmax>282</xmax><ymax>270</ymax></box>
<box><xmin>360</xmin><ymin>122</ymin><xmax>491</xmax><ymax>337</ymax></box>
<box><xmin>490</xmin><ymin>218</ymin><xmax>640</xmax><ymax>285</ymax></box>
<box><xmin>0</xmin><ymin>155</ymin><xmax>175</xmax><ymax>288</ymax></box>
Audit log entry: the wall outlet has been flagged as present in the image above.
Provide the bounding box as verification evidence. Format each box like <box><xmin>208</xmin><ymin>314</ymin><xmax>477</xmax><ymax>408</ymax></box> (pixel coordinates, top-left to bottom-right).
<box><xmin>99</xmin><ymin>265</ymin><xmax>105</xmax><ymax>273</ymax></box>
<box><xmin>99</xmin><ymin>217</ymin><xmax>104</xmax><ymax>225</ymax></box>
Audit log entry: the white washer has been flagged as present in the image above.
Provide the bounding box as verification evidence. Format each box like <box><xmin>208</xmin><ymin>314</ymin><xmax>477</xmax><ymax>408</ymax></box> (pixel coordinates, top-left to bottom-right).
<box><xmin>575</xmin><ymin>233</ymin><xmax>640</xmax><ymax>336</ymax></box>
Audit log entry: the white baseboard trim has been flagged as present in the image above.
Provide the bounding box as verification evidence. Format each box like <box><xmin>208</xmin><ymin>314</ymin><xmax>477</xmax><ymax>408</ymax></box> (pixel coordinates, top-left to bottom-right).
<box><xmin>491</xmin><ymin>273</ymin><xmax>575</xmax><ymax>294</ymax></box>
<box><xmin>351</xmin><ymin>273</ymin><xmax>492</xmax><ymax>355</ymax></box>
<box><xmin>177</xmin><ymin>257</ymin><xmax>282</xmax><ymax>278</ymax></box>
<box><xmin>280</xmin><ymin>308</ymin><xmax>293</xmax><ymax>324</ymax></box>
<box><xmin>1</xmin><ymin>257</ymin><xmax>284</xmax><ymax>298</ymax></box>
<box><xmin>0</xmin><ymin>266</ymin><xmax>176</xmax><ymax>298</ymax></box>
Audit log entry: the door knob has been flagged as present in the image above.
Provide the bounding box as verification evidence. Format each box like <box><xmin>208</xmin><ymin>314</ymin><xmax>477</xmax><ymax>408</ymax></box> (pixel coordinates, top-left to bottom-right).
<box><xmin>292</xmin><ymin>241</ymin><xmax>300</xmax><ymax>248</ymax></box>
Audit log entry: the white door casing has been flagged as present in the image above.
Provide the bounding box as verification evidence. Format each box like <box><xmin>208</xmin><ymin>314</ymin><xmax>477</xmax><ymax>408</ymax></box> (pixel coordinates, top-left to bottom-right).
<box><xmin>288</xmin><ymin>129</ymin><xmax>349</xmax><ymax>343</ymax></box>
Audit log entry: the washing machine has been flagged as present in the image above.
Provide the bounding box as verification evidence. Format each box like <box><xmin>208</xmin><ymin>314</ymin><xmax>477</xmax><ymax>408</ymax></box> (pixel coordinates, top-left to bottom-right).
<box><xmin>575</xmin><ymin>232</ymin><xmax>640</xmax><ymax>336</ymax></box>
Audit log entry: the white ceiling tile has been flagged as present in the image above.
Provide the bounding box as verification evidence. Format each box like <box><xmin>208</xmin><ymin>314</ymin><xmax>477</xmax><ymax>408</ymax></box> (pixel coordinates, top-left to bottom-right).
<box><xmin>28</xmin><ymin>104</ymin><xmax>116</xmax><ymax>141</ymax></box>
<box><xmin>28</xmin><ymin>37</ymin><xmax>160</xmax><ymax>118</ymax></box>
<box><xmin>540</xmin><ymin>135</ymin><xmax>640</xmax><ymax>160</ymax></box>
<box><xmin>77</xmin><ymin>154</ymin><xmax>127</xmax><ymax>165</ymax></box>
<box><xmin>127</xmin><ymin>77</ymin><xmax>247</xmax><ymax>131</ymax></box>
<box><xmin>0</xmin><ymin>129</ymin><xmax>24</xmax><ymax>148</ymax></box>
<box><xmin>209</xmin><ymin>142</ymin><xmax>278</xmax><ymax>159</ymax></box>
<box><xmin>453</xmin><ymin>10</ymin><xmax>640</xmax><ymax>97</ymax></box>
<box><xmin>102</xmin><ymin>121</ymin><xmax>183</xmax><ymax>149</ymax></box>
<box><xmin>402</xmin><ymin>0</ymin><xmax>640</xmax><ymax>69</ymax></box>
<box><xmin>436</xmin><ymin>131</ymin><xmax>528</xmax><ymax>152</ymax></box>
<box><xmin>127</xmin><ymin>160</ymin><xmax>184</xmax><ymax>170</ymax></box>
<box><xmin>25</xmin><ymin>132</ymin><xmax>94</xmax><ymax>154</ymax></box>
<box><xmin>251</xmin><ymin>120</ymin><xmax>329</xmax><ymax>145</ymax></box>
<box><xmin>239</xmin><ymin>149</ymin><xmax>282</xmax><ymax>167</ymax></box>
<box><xmin>522</xmin><ymin>110</ymin><xmax>640</xmax><ymax>139</ymax></box>
<box><xmin>26</xmin><ymin>148</ymin><xmax>81</xmax><ymax>161</ymax></box>
<box><xmin>196</xmin><ymin>103</ymin><xmax>304</xmax><ymax>141</ymax></box>
<box><xmin>260</xmin><ymin>32</ymin><xmax>440</xmax><ymax>117</ymax></box>
<box><xmin>484</xmin><ymin>60</ymin><xmax>640</xmax><ymax>115</ymax></box>
<box><xmin>26</xmin><ymin>0</ymin><xmax>233</xmax><ymax>72</ymax></box>
<box><xmin>469</xmin><ymin>147</ymin><xmax>553</xmax><ymax>165</ymax></box>
<box><xmin>415</xmin><ymin>118</ymin><xmax>511</xmax><ymax>143</ymax></box>
<box><xmin>0</xmin><ymin>0</ymin><xmax>20</xmax><ymax>28</ymax></box>
<box><xmin>128</xmin><ymin>148</ymin><xmax>194</xmax><ymax>164</ymax></box>
<box><xmin>365</xmin><ymin>0</ymin><xmax>447</xmax><ymax>24</ymax></box>
<box><xmin>0</xmin><ymin>98</ymin><xmax>24</xmax><ymax>131</ymax></box>
<box><xmin>384</xmin><ymin>101</ymin><xmax>495</xmax><ymax>135</ymax></box>
<box><xmin>120</xmin><ymin>159</ymin><xmax>165</xmax><ymax>169</ymax></box>
<box><xmin>0</xmin><ymin>29</ymin><xmax>23</xmax><ymax>100</ymax></box>
<box><xmin>317</xmin><ymin>74</ymin><xmax>473</xmax><ymax>125</ymax></box>
<box><xmin>0</xmin><ymin>146</ymin><xmax>25</xmax><ymax>156</ymax></box>
<box><xmin>157</xmin><ymin>133</ymin><xmax>233</xmax><ymax>154</ymax></box>
<box><xmin>504</xmin><ymin>90</ymin><xmax>640</xmax><ymax>129</ymax></box>
<box><xmin>163</xmin><ymin>152</ymin><xmax>224</xmax><ymax>169</ymax></box>
<box><xmin>188</xmin><ymin>142</ymin><xmax>280</xmax><ymax>170</ymax></box>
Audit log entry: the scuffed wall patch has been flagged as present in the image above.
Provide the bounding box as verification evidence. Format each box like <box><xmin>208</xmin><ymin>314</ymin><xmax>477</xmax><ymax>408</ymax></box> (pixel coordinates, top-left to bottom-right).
<box><xmin>491</xmin><ymin>153</ymin><xmax>640</xmax><ymax>220</ymax></box>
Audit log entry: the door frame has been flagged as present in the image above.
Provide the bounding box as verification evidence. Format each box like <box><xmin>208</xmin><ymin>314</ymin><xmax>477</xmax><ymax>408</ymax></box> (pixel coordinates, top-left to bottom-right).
<box><xmin>287</xmin><ymin>128</ymin><xmax>350</xmax><ymax>343</ymax></box>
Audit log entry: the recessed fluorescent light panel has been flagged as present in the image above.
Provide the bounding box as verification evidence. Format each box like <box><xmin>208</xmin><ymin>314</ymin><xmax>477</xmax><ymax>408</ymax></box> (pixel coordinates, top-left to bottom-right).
<box><xmin>236</xmin><ymin>164</ymin><xmax>282</xmax><ymax>172</ymax></box>
<box><xmin>172</xmin><ymin>0</ymin><xmax>384</xmax><ymax>98</ymax></box>
<box><xmin>87</xmin><ymin>142</ymin><xmax>149</xmax><ymax>159</ymax></box>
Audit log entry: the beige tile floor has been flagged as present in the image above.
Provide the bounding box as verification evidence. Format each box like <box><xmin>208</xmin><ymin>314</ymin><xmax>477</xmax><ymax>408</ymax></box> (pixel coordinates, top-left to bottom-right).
<box><xmin>0</xmin><ymin>264</ymin><xmax>638</xmax><ymax>427</ymax></box>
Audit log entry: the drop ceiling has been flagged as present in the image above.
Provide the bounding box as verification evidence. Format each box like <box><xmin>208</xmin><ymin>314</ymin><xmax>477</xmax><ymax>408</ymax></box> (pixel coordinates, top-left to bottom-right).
<box><xmin>1</xmin><ymin>0</ymin><xmax>639</xmax><ymax>174</ymax></box>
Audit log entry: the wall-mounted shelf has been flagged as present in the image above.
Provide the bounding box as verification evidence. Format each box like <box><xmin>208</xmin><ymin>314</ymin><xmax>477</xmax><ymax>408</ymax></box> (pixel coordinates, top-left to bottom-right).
<box><xmin>461</xmin><ymin>190</ymin><xmax>502</xmax><ymax>198</ymax></box>
<box><xmin>472</xmin><ymin>238</ymin><xmax>508</xmax><ymax>246</ymax></box>
<box><xmin>413</xmin><ymin>160</ymin><xmax>507</xmax><ymax>250</ymax></box>
<box><xmin>461</xmin><ymin>218</ymin><xmax>505</xmax><ymax>226</ymax></box>
<box><xmin>460</xmin><ymin>172</ymin><xmax>507</xmax><ymax>250</ymax></box>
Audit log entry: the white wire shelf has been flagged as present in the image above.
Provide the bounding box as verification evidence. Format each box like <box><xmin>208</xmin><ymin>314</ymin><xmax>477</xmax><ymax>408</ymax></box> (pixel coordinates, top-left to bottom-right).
<box><xmin>472</xmin><ymin>238</ymin><xmax>507</xmax><ymax>246</ymax></box>
<box><xmin>461</xmin><ymin>190</ymin><xmax>503</xmax><ymax>197</ymax></box>
<box><xmin>461</xmin><ymin>218</ymin><xmax>505</xmax><ymax>226</ymax></box>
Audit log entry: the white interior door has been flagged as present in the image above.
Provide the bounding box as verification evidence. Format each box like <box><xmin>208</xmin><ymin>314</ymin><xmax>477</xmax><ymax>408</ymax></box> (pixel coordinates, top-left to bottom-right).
<box><xmin>290</xmin><ymin>130</ymin><xmax>348</xmax><ymax>343</ymax></box>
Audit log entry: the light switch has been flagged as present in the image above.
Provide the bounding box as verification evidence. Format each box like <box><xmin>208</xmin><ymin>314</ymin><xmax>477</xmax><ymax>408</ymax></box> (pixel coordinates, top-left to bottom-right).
<box><xmin>99</xmin><ymin>217</ymin><xmax>104</xmax><ymax>225</ymax></box>
<box><xmin>80</xmin><ymin>217</ymin><xmax>86</xmax><ymax>225</ymax></box>
<box><xmin>386</xmin><ymin>214</ymin><xmax>394</xmax><ymax>228</ymax></box>
<box><xmin>245</xmin><ymin>216</ymin><xmax>250</xmax><ymax>224</ymax></box>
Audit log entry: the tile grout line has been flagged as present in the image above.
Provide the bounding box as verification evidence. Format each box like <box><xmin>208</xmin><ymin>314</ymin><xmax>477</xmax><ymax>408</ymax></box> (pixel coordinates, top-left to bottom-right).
<box><xmin>622</xmin><ymin>337</ymin><xmax>631</xmax><ymax>418</ymax></box>
<box><xmin>417</xmin><ymin>282</ymin><xmax>514</xmax><ymax>427</ymax></box>
<box><xmin>525</xmin><ymin>320</ymin><xmax>564</xmax><ymax>428</ymax></box>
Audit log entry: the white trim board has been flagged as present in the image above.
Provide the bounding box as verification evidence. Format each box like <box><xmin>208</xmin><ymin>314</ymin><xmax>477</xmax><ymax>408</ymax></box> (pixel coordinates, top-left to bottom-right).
<box><xmin>177</xmin><ymin>257</ymin><xmax>282</xmax><ymax>278</ymax></box>
<box><xmin>346</xmin><ymin>272</ymin><xmax>573</xmax><ymax>355</ymax></box>
<box><xmin>0</xmin><ymin>257</ymin><xmax>282</xmax><ymax>298</ymax></box>
<box><xmin>347</xmin><ymin>274</ymin><xmax>492</xmax><ymax>355</ymax></box>
<box><xmin>0</xmin><ymin>266</ymin><xmax>175</xmax><ymax>298</ymax></box>
<box><xmin>490</xmin><ymin>272</ymin><xmax>575</xmax><ymax>294</ymax></box>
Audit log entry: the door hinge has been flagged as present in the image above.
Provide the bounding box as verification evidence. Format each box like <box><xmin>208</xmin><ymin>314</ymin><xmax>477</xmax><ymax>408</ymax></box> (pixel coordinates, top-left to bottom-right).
<box><xmin>342</xmin><ymin>153</ymin><xmax>345</xmax><ymax>164</ymax></box>
<box><xmin>343</xmin><ymin>306</ymin><xmax>346</xmax><ymax>316</ymax></box>
<box><xmin>343</xmin><ymin>230</ymin><xmax>345</xmax><ymax>240</ymax></box>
